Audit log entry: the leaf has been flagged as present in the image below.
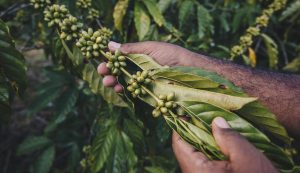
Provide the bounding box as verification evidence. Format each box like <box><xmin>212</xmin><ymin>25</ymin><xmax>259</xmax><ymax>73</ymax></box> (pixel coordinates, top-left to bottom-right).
<box><xmin>61</xmin><ymin>39</ymin><xmax>128</xmax><ymax>107</ymax></box>
<box><xmin>91</xmin><ymin>124</ymin><xmax>117</xmax><ymax>173</ymax></box>
<box><xmin>113</xmin><ymin>0</ymin><xmax>129</xmax><ymax>32</ymax></box>
<box><xmin>143</xmin><ymin>0</ymin><xmax>165</xmax><ymax>27</ymax></box>
<box><xmin>148</xmin><ymin>80</ymin><xmax>256</xmax><ymax>110</ymax></box>
<box><xmin>170</xmin><ymin>66</ymin><xmax>291</xmax><ymax>144</ymax></box>
<box><xmin>54</xmin><ymin>86</ymin><xmax>79</xmax><ymax>124</ymax></box>
<box><xmin>280</xmin><ymin>0</ymin><xmax>300</xmax><ymax>21</ymax></box>
<box><xmin>126</xmin><ymin>54</ymin><xmax>163</xmax><ymax>70</ymax></box>
<box><xmin>134</xmin><ymin>2</ymin><xmax>151</xmax><ymax>40</ymax></box>
<box><xmin>197</xmin><ymin>4</ymin><xmax>213</xmax><ymax>39</ymax></box>
<box><xmin>178</xmin><ymin>101</ymin><xmax>294</xmax><ymax>170</ymax></box>
<box><xmin>164</xmin><ymin>115</ymin><xmax>224</xmax><ymax>160</ymax></box>
<box><xmin>152</xmin><ymin>69</ymin><xmax>220</xmax><ymax>89</ymax></box>
<box><xmin>82</xmin><ymin>63</ymin><xmax>128</xmax><ymax>107</ymax></box>
<box><xmin>27</xmin><ymin>81</ymin><xmax>64</xmax><ymax>116</ymax></box>
<box><xmin>17</xmin><ymin>136</ymin><xmax>51</xmax><ymax>156</ymax></box>
<box><xmin>145</xmin><ymin>166</ymin><xmax>168</xmax><ymax>173</ymax></box>
<box><xmin>248</xmin><ymin>47</ymin><xmax>256</xmax><ymax>67</ymax></box>
<box><xmin>171</xmin><ymin>66</ymin><xmax>242</xmax><ymax>92</ymax></box>
<box><xmin>236</xmin><ymin>102</ymin><xmax>292</xmax><ymax>145</ymax></box>
<box><xmin>0</xmin><ymin>20</ymin><xmax>27</xmax><ymax>94</ymax></box>
<box><xmin>179</xmin><ymin>0</ymin><xmax>194</xmax><ymax>29</ymax></box>
<box><xmin>283</xmin><ymin>57</ymin><xmax>300</xmax><ymax>72</ymax></box>
<box><xmin>261</xmin><ymin>33</ymin><xmax>279</xmax><ymax>70</ymax></box>
<box><xmin>157</xmin><ymin>0</ymin><xmax>173</xmax><ymax>13</ymax></box>
<box><xmin>33</xmin><ymin>146</ymin><xmax>55</xmax><ymax>173</ymax></box>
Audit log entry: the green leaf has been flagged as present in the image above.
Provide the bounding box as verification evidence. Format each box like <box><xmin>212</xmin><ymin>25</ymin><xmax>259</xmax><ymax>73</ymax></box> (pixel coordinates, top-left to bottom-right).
<box><xmin>82</xmin><ymin>63</ymin><xmax>128</xmax><ymax>107</ymax></box>
<box><xmin>105</xmin><ymin>131</ymin><xmax>137</xmax><ymax>173</ymax></box>
<box><xmin>91</xmin><ymin>124</ymin><xmax>117</xmax><ymax>173</ymax></box>
<box><xmin>134</xmin><ymin>2</ymin><xmax>151</xmax><ymax>40</ymax></box>
<box><xmin>280</xmin><ymin>0</ymin><xmax>300</xmax><ymax>21</ymax></box>
<box><xmin>27</xmin><ymin>81</ymin><xmax>64</xmax><ymax>116</ymax></box>
<box><xmin>196</xmin><ymin>4</ymin><xmax>213</xmax><ymax>39</ymax></box>
<box><xmin>157</xmin><ymin>0</ymin><xmax>173</xmax><ymax>13</ymax></box>
<box><xmin>17</xmin><ymin>136</ymin><xmax>51</xmax><ymax>156</ymax></box>
<box><xmin>164</xmin><ymin>115</ymin><xmax>224</xmax><ymax>160</ymax></box>
<box><xmin>147</xmin><ymin>80</ymin><xmax>256</xmax><ymax>110</ymax></box>
<box><xmin>171</xmin><ymin>66</ymin><xmax>242</xmax><ymax>92</ymax></box>
<box><xmin>0</xmin><ymin>20</ymin><xmax>26</xmax><ymax>122</ymax></box>
<box><xmin>179</xmin><ymin>0</ymin><xmax>194</xmax><ymax>29</ymax></box>
<box><xmin>126</xmin><ymin>54</ymin><xmax>163</xmax><ymax>70</ymax></box>
<box><xmin>236</xmin><ymin>102</ymin><xmax>292</xmax><ymax>145</ymax></box>
<box><xmin>54</xmin><ymin>86</ymin><xmax>79</xmax><ymax>124</ymax></box>
<box><xmin>283</xmin><ymin>57</ymin><xmax>300</xmax><ymax>72</ymax></box>
<box><xmin>145</xmin><ymin>166</ymin><xmax>168</xmax><ymax>173</ymax></box>
<box><xmin>61</xmin><ymin>39</ymin><xmax>128</xmax><ymax>107</ymax></box>
<box><xmin>113</xmin><ymin>0</ymin><xmax>129</xmax><ymax>32</ymax></box>
<box><xmin>143</xmin><ymin>0</ymin><xmax>165</xmax><ymax>26</ymax></box>
<box><xmin>170</xmin><ymin>66</ymin><xmax>291</xmax><ymax>145</ymax></box>
<box><xmin>153</xmin><ymin>69</ymin><xmax>220</xmax><ymax>89</ymax></box>
<box><xmin>261</xmin><ymin>33</ymin><xmax>279</xmax><ymax>70</ymax></box>
<box><xmin>33</xmin><ymin>146</ymin><xmax>55</xmax><ymax>173</ymax></box>
<box><xmin>178</xmin><ymin>101</ymin><xmax>294</xmax><ymax>170</ymax></box>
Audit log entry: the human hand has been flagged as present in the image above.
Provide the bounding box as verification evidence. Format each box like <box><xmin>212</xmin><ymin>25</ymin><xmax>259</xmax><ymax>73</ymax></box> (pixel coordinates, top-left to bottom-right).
<box><xmin>172</xmin><ymin>117</ymin><xmax>278</xmax><ymax>173</ymax></box>
<box><xmin>97</xmin><ymin>41</ymin><xmax>197</xmax><ymax>92</ymax></box>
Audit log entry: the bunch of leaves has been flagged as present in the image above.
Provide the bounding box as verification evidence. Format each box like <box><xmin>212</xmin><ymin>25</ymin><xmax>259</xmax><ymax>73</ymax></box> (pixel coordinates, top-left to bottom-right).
<box><xmin>0</xmin><ymin>19</ymin><xmax>27</xmax><ymax>124</ymax></box>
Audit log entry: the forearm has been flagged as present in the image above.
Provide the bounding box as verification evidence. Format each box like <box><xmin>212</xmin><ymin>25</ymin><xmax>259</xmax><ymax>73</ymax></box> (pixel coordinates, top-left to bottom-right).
<box><xmin>185</xmin><ymin>53</ymin><xmax>300</xmax><ymax>135</ymax></box>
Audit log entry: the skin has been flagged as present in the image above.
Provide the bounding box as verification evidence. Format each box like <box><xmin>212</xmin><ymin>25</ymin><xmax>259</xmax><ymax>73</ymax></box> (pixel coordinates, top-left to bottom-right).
<box><xmin>97</xmin><ymin>41</ymin><xmax>300</xmax><ymax>173</ymax></box>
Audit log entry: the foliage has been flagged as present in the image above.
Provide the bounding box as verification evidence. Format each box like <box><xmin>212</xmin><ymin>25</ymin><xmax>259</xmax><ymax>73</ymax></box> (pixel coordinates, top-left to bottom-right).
<box><xmin>1</xmin><ymin>0</ymin><xmax>300</xmax><ymax>173</ymax></box>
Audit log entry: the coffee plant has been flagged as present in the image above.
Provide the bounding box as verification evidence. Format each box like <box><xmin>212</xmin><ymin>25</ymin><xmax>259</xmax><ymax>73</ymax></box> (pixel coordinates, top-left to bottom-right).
<box><xmin>1</xmin><ymin>0</ymin><xmax>300</xmax><ymax>173</ymax></box>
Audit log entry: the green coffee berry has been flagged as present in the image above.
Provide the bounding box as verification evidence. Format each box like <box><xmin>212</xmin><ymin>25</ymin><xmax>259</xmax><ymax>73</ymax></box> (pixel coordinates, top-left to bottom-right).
<box><xmin>87</xmin><ymin>8</ymin><xmax>100</xmax><ymax>20</ymax></box>
<box><xmin>76</xmin><ymin>0</ymin><xmax>92</xmax><ymax>9</ymax></box>
<box><xmin>43</xmin><ymin>4</ymin><xmax>70</xmax><ymax>27</ymax></box>
<box><xmin>76</xmin><ymin>28</ymin><xmax>112</xmax><ymax>60</ymax></box>
<box><xmin>152</xmin><ymin>109</ymin><xmax>161</xmax><ymax>118</ymax></box>
<box><xmin>126</xmin><ymin>70</ymin><xmax>152</xmax><ymax>97</ymax></box>
<box><xmin>30</xmin><ymin>0</ymin><xmax>51</xmax><ymax>10</ymax></box>
<box><xmin>159</xmin><ymin>94</ymin><xmax>167</xmax><ymax>100</ymax></box>
<box><xmin>152</xmin><ymin>92</ymin><xmax>177</xmax><ymax>117</ymax></box>
<box><xmin>167</xmin><ymin>92</ymin><xmax>175</xmax><ymax>101</ymax></box>
<box><xmin>60</xmin><ymin>15</ymin><xmax>83</xmax><ymax>41</ymax></box>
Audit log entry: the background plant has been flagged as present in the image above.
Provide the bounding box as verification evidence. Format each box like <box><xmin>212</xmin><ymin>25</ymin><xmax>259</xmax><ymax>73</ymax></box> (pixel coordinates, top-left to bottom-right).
<box><xmin>1</xmin><ymin>0</ymin><xmax>300</xmax><ymax>173</ymax></box>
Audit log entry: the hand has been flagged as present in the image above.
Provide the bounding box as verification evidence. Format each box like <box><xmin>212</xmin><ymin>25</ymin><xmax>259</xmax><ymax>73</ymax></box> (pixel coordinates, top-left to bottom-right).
<box><xmin>97</xmin><ymin>41</ymin><xmax>197</xmax><ymax>92</ymax></box>
<box><xmin>173</xmin><ymin>117</ymin><xmax>278</xmax><ymax>173</ymax></box>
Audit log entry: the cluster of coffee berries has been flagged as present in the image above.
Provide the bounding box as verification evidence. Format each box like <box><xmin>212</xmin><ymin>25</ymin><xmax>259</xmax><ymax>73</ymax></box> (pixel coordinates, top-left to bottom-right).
<box><xmin>44</xmin><ymin>4</ymin><xmax>69</xmax><ymax>27</ymax></box>
<box><xmin>127</xmin><ymin>71</ymin><xmax>152</xmax><ymax>98</ymax></box>
<box><xmin>152</xmin><ymin>92</ymin><xmax>177</xmax><ymax>117</ymax></box>
<box><xmin>76</xmin><ymin>28</ymin><xmax>112</xmax><ymax>59</ymax></box>
<box><xmin>87</xmin><ymin>8</ymin><xmax>100</xmax><ymax>20</ymax></box>
<box><xmin>76</xmin><ymin>0</ymin><xmax>92</xmax><ymax>9</ymax></box>
<box><xmin>105</xmin><ymin>50</ymin><xmax>127</xmax><ymax>75</ymax></box>
<box><xmin>230</xmin><ymin>0</ymin><xmax>287</xmax><ymax>60</ymax></box>
<box><xmin>60</xmin><ymin>15</ymin><xmax>83</xmax><ymax>41</ymax></box>
<box><xmin>30</xmin><ymin>0</ymin><xmax>51</xmax><ymax>10</ymax></box>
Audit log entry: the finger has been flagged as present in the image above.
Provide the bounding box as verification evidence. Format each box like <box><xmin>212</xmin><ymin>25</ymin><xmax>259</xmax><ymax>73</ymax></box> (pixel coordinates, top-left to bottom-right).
<box><xmin>109</xmin><ymin>41</ymin><xmax>161</xmax><ymax>55</ymax></box>
<box><xmin>114</xmin><ymin>84</ymin><xmax>123</xmax><ymax>93</ymax></box>
<box><xmin>212</xmin><ymin>117</ymin><xmax>264</xmax><ymax>164</ymax></box>
<box><xmin>108</xmin><ymin>41</ymin><xmax>121</xmax><ymax>52</ymax></box>
<box><xmin>103</xmin><ymin>75</ymin><xmax>117</xmax><ymax>87</ymax></box>
<box><xmin>172</xmin><ymin>131</ymin><xmax>212</xmax><ymax>173</ymax></box>
<box><xmin>97</xmin><ymin>62</ymin><xmax>110</xmax><ymax>75</ymax></box>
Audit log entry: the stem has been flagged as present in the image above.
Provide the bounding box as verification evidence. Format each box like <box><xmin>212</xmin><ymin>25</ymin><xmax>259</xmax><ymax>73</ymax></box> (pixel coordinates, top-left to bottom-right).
<box><xmin>99</xmin><ymin>50</ymin><xmax>160</xmax><ymax>102</ymax></box>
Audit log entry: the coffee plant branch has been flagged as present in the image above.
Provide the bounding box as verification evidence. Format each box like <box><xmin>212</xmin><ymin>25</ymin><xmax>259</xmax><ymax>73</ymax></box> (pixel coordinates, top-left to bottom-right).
<box><xmin>28</xmin><ymin>0</ymin><xmax>299</xmax><ymax>172</ymax></box>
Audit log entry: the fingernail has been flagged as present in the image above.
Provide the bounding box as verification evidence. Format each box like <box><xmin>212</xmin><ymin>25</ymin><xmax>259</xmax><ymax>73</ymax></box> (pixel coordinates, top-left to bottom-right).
<box><xmin>108</xmin><ymin>41</ymin><xmax>121</xmax><ymax>50</ymax></box>
<box><xmin>214</xmin><ymin>117</ymin><xmax>230</xmax><ymax>129</ymax></box>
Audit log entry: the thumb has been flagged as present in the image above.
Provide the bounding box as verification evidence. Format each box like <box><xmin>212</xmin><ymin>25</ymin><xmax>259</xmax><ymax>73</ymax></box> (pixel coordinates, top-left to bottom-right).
<box><xmin>212</xmin><ymin>117</ymin><xmax>262</xmax><ymax>164</ymax></box>
<box><xmin>108</xmin><ymin>41</ymin><xmax>158</xmax><ymax>55</ymax></box>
